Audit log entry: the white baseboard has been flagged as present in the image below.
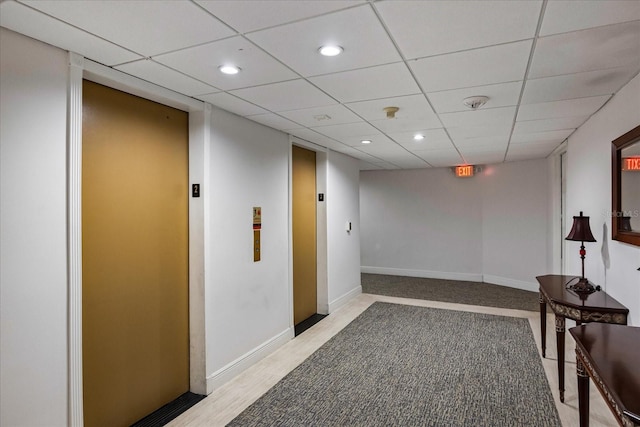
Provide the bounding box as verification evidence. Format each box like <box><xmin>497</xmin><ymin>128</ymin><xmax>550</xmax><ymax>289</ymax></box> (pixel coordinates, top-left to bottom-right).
<box><xmin>361</xmin><ymin>266</ymin><xmax>483</xmax><ymax>283</ymax></box>
<box><xmin>328</xmin><ymin>285</ymin><xmax>362</xmax><ymax>313</ymax></box>
<box><xmin>482</xmin><ymin>274</ymin><xmax>538</xmax><ymax>292</ymax></box>
<box><xmin>205</xmin><ymin>326</ymin><xmax>294</xmax><ymax>394</ymax></box>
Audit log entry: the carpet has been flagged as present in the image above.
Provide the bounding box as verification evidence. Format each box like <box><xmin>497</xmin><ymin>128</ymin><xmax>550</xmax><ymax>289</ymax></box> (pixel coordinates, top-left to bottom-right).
<box><xmin>362</xmin><ymin>273</ymin><xmax>539</xmax><ymax>312</ymax></box>
<box><xmin>227</xmin><ymin>302</ymin><xmax>560</xmax><ymax>427</ymax></box>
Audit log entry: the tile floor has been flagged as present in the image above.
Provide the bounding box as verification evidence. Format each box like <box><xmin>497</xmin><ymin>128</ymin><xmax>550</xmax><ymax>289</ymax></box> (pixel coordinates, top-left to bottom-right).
<box><xmin>168</xmin><ymin>293</ymin><xmax>618</xmax><ymax>427</ymax></box>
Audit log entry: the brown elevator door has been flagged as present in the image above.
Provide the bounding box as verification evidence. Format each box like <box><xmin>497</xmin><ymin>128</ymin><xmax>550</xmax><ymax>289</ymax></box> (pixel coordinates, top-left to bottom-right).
<box><xmin>82</xmin><ymin>81</ymin><xmax>189</xmax><ymax>427</ymax></box>
<box><xmin>292</xmin><ymin>145</ymin><xmax>317</xmax><ymax>325</ymax></box>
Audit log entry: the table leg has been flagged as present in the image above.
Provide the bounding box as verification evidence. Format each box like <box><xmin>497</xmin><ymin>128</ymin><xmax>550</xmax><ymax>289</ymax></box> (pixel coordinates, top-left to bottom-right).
<box><xmin>577</xmin><ymin>357</ymin><xmax>590</xmax><ymax>427</ymax></box>
<box><xmin>539</xmin><ymin>293</ymin><xmax>546</xmax><ymax>358</ymax></box>
<box><xmin>555</xmin><ymin>315</ymin><xmax>566</xmax><ymax>402</ymax></box>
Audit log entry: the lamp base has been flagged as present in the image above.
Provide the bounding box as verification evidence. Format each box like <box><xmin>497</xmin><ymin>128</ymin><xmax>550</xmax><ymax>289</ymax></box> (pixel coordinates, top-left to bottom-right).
<box><xmin>568</xmin><ymin>277</ymin><xmax>597</xmax><ymax>296</ymax></box>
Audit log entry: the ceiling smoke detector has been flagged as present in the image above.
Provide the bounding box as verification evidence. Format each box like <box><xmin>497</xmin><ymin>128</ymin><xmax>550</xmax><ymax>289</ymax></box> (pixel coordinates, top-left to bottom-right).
<box><xmin>462</xmin><ymin>96</ymin><xmax>489</xmax><ymax>110</ymax></box>
<box><xmin>383</xmin><ymin>106</ymin><xmax>399</xmax><ymax>119</ymax></box>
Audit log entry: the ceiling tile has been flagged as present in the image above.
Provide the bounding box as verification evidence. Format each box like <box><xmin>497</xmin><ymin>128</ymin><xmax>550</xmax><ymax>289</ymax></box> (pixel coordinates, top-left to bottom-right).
<box><xmin>513</xmin><ymin>116</ymin><xmax>588</xmax><ymax>134</ymax></box>
<box><xmin>453</xmin><ymin>136</ymin><xmax>510</xmax><ymax>149</ymax></box>
<box><xmin>388</xmin><ymin>129</ymin><xmax>454</xmax><ymax>150</ymax></box>
<box><xmin>530</xmin><ymin>21</ymin><xmax>640</xmax><ymax>79</ymax></box>
<box><xmin>448</xmin><ymin>124</ymin><xmax>513</xmax><ymax>140</ymax></box>
<box><xmin>370</xmin><ymin>117</ymin><xmax>442</xmax><ymax>134</ymax></box>
<box><xmin>521</xmin><ymin>65</ymin><xmax>639</xmax><ymax>104</ymax></box>
<box><xmin>510</xmin><ymin>129</ymin><xmax>574</xmax><ymax>145</ymax></box>
<box><xmin>245</xmin><ymin>113</ymin><xmax>302</xmax><ymax>131</ymax></box>
<box><xmin>247</xmin><ymin>5</ymin><xmax>400</xmax><ymax>76</ymax></box>
<box><xmin>196</xmin><ymin>1</ymin><xmax>359</xmax><ymax>33</ymax></box>
<box><xmin>359</xmin><ymin>162</ymin><xmax>386</xmax><ymax>171</ymax></box>
<box><xmin>279</xmin><ymin>105</ymin><xmax>362</xmax><ymax>128</ymax></box>
<box><xmin>0</xmin><ymin>1</ymin><xmax>141</xmax><ymax>66</ymax></box>
<box><xmin>440</xmin><ymin>106</ymin><xmax>517</xmax><ymax>128</ymax></box>
<box><xmin>463</xmin><ymin>152</ymin><xmax>507</xmax><ymax>165</ymax></box>
<box><xmin>375</xmin><ymin>0</ymin><xmax>541</xmax><ymax>59</ymax></box>
<box><xmin>289</xmin><ymin>128</ymin><xmax>349</xmax><ymax>151</ymax></box>
<box><xmin>383</xmin><ymin>156</ymin><xmax>430</xmax><ymax>169</ymax></box>
<box><xmin>516</xmin><ymin>95</ymin><xmax>610</xmax><ymax>121</ymax></box>
<box><xmin>311</xmin><ymin>121</ymin><xmax>380</xmax><ymax>141</ymax></box>
<box><xmin>427</xmin><ymin>82</ymin><xmax>523</xmax><ymax>114</ymax></box>
<box><xmin>23</xmin><ymin>0</ymin><xmax>235</xmax><ymax>56</ymax></box>
<box><xmin>309</xmin><ymin>62</ymin><xmax>420</xmax><ymax>103</ymax></box>
<box><xmin>540</xmin><ymin>0</ymin><xmax>640</xmax><ymax>36</ymax></box>
<box><xmin>115</xmin><ymin>59</ymin><xmax>219</xmax><ymax>97</ymax></box>
<box><xmin>230</xmin><ymin>80</ymin><xmax>337</xmax><ymax>112</ymax></box>
<box><xmin>197</xmin><ymin>92</ymin><xmax>268</xmax><ymax>116</ymax></box>
<box><xmin>154</xmin><ymin>36</ymin><xmax>298</xmax><ymax>91</ymax></box>
<box><xmin>413</xmin><ymin>149</ymin><xmax>464</xmax><ymax>166</ymax></box>
<box><xmin>345</xmin><ymin>94</ymin><xmax>437</xmax><ymax>121</ymax></box>
<box><xmin>410</xmin><ymin>41</ymin><xmax>533</xmax><ymax>92</ymax></box>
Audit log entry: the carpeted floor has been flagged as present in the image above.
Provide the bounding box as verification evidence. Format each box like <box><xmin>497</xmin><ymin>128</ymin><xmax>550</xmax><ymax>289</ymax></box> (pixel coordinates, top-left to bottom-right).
<box><xmin>362</xmin><ymin>274</ymin><xmax>539</xmax><ymax>312</ymax></box>
<box><xmin>227</xmin><ymin>302</ymin><xmax>560</xmax><ymax>427</ymax></box>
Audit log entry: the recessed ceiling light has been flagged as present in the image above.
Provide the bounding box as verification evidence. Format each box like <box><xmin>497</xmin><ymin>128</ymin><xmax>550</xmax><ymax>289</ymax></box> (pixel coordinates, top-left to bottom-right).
<box><xmin>318</xmin><ymin>45</ymin><xmax>343</xmax><ymax>57</ymax></box>
<box><xmin>219</xmin><ymin>65</ymin><xmax>240</xmax><ymax>75</ymax></box>
<box><xmin>413</xmin><ymin>134</ymin><xmax>425</xmax><ymax>141</ymax></box>
<box><xmin>361</xmin><ymin>139</ymin><xmax>372</xmax><ymax>144</ymax></box>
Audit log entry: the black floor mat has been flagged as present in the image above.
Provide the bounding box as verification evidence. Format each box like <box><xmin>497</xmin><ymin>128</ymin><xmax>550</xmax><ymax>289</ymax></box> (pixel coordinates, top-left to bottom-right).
<box><xmin>295</xmin><ymin>313</ymin><xmax>327</xmax><ymax>336</ymax></box>
<box><xmin>131</xmin><ymin>391</ymin><xmax>205</xmax><ymax>427</ymax></box>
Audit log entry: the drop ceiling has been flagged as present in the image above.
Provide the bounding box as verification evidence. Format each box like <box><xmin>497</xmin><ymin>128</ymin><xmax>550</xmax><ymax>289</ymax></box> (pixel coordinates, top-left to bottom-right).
<box><xmin>2</xmin><ymin>0</ymin><xmax>639</xmax><ymax>170</ymax></box>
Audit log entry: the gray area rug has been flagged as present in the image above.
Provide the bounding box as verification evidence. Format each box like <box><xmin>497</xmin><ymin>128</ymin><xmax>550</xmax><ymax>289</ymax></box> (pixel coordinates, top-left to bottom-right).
<box><xmin>362</xmin><ymin>273</ymin><xmax>539</xmax><ymax>312</ymax></box>
<box><xmin>227</xmin><ymin>302</ymin><xmax>560</xmax><ymax>427</ymax></box>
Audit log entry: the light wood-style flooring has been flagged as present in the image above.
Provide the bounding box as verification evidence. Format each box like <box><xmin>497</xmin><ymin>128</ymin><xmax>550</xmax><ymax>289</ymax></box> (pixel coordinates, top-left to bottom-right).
<box><xmin>168</xmin><ymin>293</ymin><xmax>618</xmax><ymax>427</ymax></box>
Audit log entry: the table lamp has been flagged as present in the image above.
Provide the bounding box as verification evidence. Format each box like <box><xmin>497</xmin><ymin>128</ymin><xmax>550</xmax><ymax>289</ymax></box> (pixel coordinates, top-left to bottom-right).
<box><xmin>565</xmin><ymin>211</ymin><xmax>597</xmax><ymax>295</ymax></box>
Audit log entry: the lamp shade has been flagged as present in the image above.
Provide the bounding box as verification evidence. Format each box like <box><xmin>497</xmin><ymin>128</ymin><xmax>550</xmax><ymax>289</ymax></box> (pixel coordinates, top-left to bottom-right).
<box><xmin>565</xmin><ymin>211</ymin><xmax>596</xmax><ymax>242</ymax></box>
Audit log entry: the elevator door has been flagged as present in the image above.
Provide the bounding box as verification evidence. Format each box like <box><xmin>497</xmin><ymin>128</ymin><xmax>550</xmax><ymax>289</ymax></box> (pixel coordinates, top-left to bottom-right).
<box><xmin>292</xmin><ymin>145</ymin><xmax>317</xmax><ymax>325</ymax></box>
<box><xmin>82</xmin><ymin>81</ymin><xmax>189</xmax><ymax>426</ymax></box>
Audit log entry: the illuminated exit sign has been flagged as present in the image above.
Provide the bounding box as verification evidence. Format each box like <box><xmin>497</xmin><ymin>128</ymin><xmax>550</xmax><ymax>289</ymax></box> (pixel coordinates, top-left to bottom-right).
<box><xmin>455</xmin><ymin>165</ymin><xmax>474</xmax><ymax>178</ymax></box>
<box><xmin>622</xmin><ymin>157</ymin><xmax>640</xmax><ymax>171</ymax></box>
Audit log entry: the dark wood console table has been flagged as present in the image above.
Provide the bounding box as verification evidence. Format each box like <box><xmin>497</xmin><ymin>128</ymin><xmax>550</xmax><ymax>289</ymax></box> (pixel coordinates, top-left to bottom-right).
<box><xmin>570</xmin><ymin>323</ymin><xmax>640</xmax><ymax>427</ymax></box>
<box><xmin>536</xmin><ymin>275</ymin><xmax>628</xmax><ymax>402</ymax></box>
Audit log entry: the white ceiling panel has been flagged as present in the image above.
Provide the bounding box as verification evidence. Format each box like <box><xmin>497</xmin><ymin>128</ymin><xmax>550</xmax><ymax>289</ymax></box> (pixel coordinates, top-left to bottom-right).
<box><xmin>359</xmin><ymin>161</ymin><xmax>385</xmax><ymax>171</ymax></box>
<box><xmin>383</xmin><ymin>157</ymin><xmax>430</xmax><ymax>169</ymax></box>
<box><xmin>246</xmin><ymin>113</ymin><xmax>302</xmax><ymax>131</ymax></box>
<box><xmin>196</xmin><ymin>1</ymin><xmax>359</xmax><ymax>33</ymax></box>
<box><xmin>440</xmin><ymin>107</ymin><xmax>517</xmax><ymax>128</ymax></box>
<box><xmin>23</xmin><ymin>0</ymin><xmax>234</xmax><ymax>57</ymax></box>
<box><xmin>311</xmin><ymin>121</ymin><xmax>380</xmax><ymax>140</ymax></box>
<box><xmin>522</xmin><ymin>65</ymin><xmax>639</xmax><ymax>104</ymax></box>
<box><xmin>345</xmin><ymin>94</ymin><xmax>437</xmax><ymax>122</ymax></box>
<box><xmin>247</xmin><ymin>5</ymin><xmax>400</xmax><ymax>77</ymax></box>
<box><xmin>510</xmin><ymin>129</ymin><xmax>574</xmax><ymax>145</ymax></box>
<box><xmin>530</xmin><ymin>20</ymin><xmax>640</xmax><ymax>79</ymax></box>
<box><xmin>155</xmin><ymin>36</ymin><xmax>298</xmax><ymax>91</ymax></box>
<box><xmin>540</xmin><ymin>0</ymin><xmax>640</xmax><ymax>36</ymax></box>
<box><xmin>454</xmin><ymin>136</ymin><xmax>510</xmax><ymax>149</ymax></box>
<box><xmin>514</xmin><ymin>116</ymin><xmax>589</xmax><ymax>134</ymax></box>
<box><xmin>331</xmin><ymin>133</ymin><xmax>397</xmax><ymax>149</ymax></box>
<box><xmin>389</xmin><ymin>129</ymin><xmax>454</xmax><ymax>150</ymax></box>
<box><xmin>198</xmin><ymin>92</ymin><xmax>268</xmax><ymax>117</ymax></box>
<box><xmin>0</xmin><ymin>1</ymin><xmax>141</xmax><ymax>66</ymax></box>
<box><xmin>230</xmin><ymin>79</ymin><xmax>337</xmax><ymax>112</ymax></box>
<box><xmin>410</xmin><ymin>41</ymin><xmax>533</xmax><ymax>92</ymax></box>
<box><xmin>517</xmin><ymin>95</ymin><xmax>610</xmax><ymax>121</ymax></box>
<box><xmin>370</xmin><ymin>117</ymin><xmax>443</xmax><ymax>134</ymax></box>
<box><xmin>376</xmin><ymin>0</ymin><xmax>541</xmax><ymax>59</ymax></box>
<box><xmin>279</xmin><ymin>104</ymin><xmax>361</xmax><ymax>128</ymax></box>
<box><xmin>289</xmin><ymin>128</ymin><xmax>348</xmax><ymax>151</ymax></box>
<box><xmin>310</xmin><ymin>62</ymin><xmax>420</xmax><ymax>103</ymax></box>
<box><xmin>427</xmin><ymin>82</ymin><xmax>523</xmax><ymax>114</ymax></box>
<box><xmin>463</xmin><ymin>152</ymin><xmax>507</xmax><ymax>165</ymax></box>
<box><xmin>448</xmin><ymin>124</ymin><xmax>512</xmax><ymax>140</ymax></box>
<box><xmin>115</xmin><ymin>59</ymin><xmax>219</xmax><ymax>97</ymax></box>
<box><xmin>414</xmin><ymin>149</ymin><xmax>464</xmax><ymax>166</ymax></box>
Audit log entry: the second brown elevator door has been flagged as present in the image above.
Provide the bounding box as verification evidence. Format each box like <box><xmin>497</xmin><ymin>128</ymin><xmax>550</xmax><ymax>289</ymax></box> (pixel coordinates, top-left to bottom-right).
<box><xmin>292</xmin><ymin>146</ymin><xmax>317</xmax><ymax>325</ymax></box>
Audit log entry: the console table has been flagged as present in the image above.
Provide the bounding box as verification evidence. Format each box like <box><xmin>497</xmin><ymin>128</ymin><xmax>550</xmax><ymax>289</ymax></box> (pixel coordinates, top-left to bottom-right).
<box><xmin>536</xmin><ymin>275</ymin><xmax>628</xmax><ymax>402</ymax></box>
<box><xmin>570</xmin><ymin>323</ymin><xmax>640</xmax><ymax>427</ymax></box>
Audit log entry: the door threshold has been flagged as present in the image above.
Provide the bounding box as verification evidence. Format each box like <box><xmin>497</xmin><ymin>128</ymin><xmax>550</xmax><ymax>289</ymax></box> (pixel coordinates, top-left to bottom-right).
<box><xmin>130</xmin><ymin>392</ymin><xmax>205</xmax><ymax>427</ymax></box>
<box><xmin>294</xmin><ymin>313</ymin><xmax>327</xmax><ymax>337</ymax></box>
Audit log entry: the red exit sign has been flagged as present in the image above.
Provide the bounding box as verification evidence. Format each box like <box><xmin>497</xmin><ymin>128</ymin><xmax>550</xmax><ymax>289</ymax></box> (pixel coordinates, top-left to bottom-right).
<box><xmin>623</xmin><ymin>157</ymin><xmax>640</xmax><ymax>171</ymax></box>
<box><xmin>455</xmin><ymin>165</ymin><xmax>474</xmax><ymax>178</ymax></box>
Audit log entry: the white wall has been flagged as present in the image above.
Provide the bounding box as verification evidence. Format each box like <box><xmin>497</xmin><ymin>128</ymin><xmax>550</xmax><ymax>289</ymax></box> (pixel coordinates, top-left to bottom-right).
<box><xmin>326</xmin><ymin>151</ymin><xmax>362</xmax><ymax>310</ymax></box>
<box><xmin>206</xmin><ymin>107</ymin><xmax>291</xmax><ymax>386</ymax></box>
<box><xmin>0</xmin><ymin>28</ymin><xmax>69</xmax><ymax>426</ymax></box>
<box><xmin>565</xmin><ymin>73</ymin><xmax>640</xmax><ymax>326</ymax></box>
<box><xmin>360</xmin><ymin>160</ymin><xmax>549</xmax><ymax>290</ymax></box>
<box><xmin>481</xmin><ymin>159</ymin><xmax>549</xmax><ymax>287</ymax></box>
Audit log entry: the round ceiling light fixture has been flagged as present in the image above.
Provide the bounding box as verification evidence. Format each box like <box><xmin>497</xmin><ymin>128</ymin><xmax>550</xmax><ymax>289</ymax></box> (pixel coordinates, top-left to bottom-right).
<box><xmin>361</xmin><ymin>139</ymin><xmax>372</xmax><ymax>144</ymax></box>
<box><xmin>318</xmin><ymin>45</ymin><xmax>343</xmax><ymax>57</ymax></box>
<box><xmin>413</xmin><ymin>134</ymin><xmax>425</xmax><ymax>141</ymax></box>
<box><xmin>462</xmin><ymin>96</ymin><xmax>489</xmax><ymax>110</ymax></box>
<box><xmin>219</xmin><ymin>65</ymin><xmax>241</xmax><ymax>75</ymax></box>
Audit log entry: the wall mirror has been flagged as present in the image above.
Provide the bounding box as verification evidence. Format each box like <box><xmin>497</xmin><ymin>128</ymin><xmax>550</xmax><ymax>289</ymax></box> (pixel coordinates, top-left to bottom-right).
<box><xmin>612</xmin><ymin>124</ymin><xmax>640</xmax><ymax>246</ymax></box>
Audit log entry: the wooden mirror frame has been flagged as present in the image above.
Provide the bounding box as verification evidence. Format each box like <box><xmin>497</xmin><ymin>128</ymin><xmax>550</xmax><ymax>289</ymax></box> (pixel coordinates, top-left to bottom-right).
<box><xmin>611</xmin><ymin>124</ymin><xmax>640</xmax><ymax>246</ymax></box>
